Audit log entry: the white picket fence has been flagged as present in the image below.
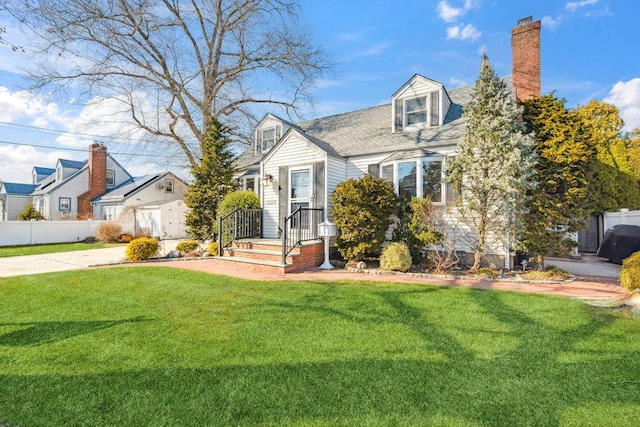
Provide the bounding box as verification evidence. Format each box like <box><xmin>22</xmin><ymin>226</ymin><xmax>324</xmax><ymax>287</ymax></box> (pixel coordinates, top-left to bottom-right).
<box><xmin>603</xmin><ymin>209</ymin><xmax>640</xmax><ymax>230</ymax></box>
<box><xmin>0</xmin><ymin>220</ymin><xmax>106</xmax><ymax>247</ymax></box>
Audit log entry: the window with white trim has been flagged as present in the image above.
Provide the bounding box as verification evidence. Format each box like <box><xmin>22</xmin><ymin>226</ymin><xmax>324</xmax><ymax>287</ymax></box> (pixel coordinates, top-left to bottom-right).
<box><xmin>259</xmin><ymin>125</ymin><xmax>281</xmax><ymax>152</ymax></box>
<box><xmin>395</xmin><ymin>90</ymin><xmax>441</xmax><ymax>131</ymax></box>
<box><xmin>381</xmin><ymin>157</ymin><xmax>445</xmax><ymax>203</ymax></box>
<box><xmin>106</xmin><ymin>169</ymin><xmax>115</xmax><ymax>187</ymax></box>
<box><xmin>59</xmin><ymin>197</ymin><xmax>71</xmax><ymax>212</ymax></box>
<box><xmin>164</xmin><ymin>179</ymin><xmax>174</xmax><ymax>193</ymax></box>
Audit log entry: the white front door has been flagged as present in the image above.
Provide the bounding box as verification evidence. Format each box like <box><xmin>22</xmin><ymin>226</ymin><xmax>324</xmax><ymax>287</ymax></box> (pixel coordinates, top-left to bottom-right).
<box><xmin>289</xmin><ymin>167</ymin><xmax>312</xmax><ymax>230</ymax></box>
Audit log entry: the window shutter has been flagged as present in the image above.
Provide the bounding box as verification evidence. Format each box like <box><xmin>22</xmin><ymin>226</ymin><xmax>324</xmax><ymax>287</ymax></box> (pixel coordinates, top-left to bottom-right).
<box><xmin>278</xmin><ymin>166</ymin><xmax>288</xmax><ymax>236</ymax></box>
<box><xmin>314</xmin><ymin>161</ymin><xmax>325</xmax><ymax>210</ymax></box>
<box><xmin>368</xmin><ymin>164</ymin><xmax>380</xmax><ymax>177</ymax></box>
<box><xmin>276</xmin><ymin>125</ymin><xmax>281</xmax><ymax>141</ymax></box>
<box><xmin>430</xmin><ymin>91</ymin><xmax>440</xmax><ymax>126</ymax></box>
<box><xmin>394</xmin><ymin>99</ymin><xmax>403</xmax><ymax>131</ymax></box>
<box><xmin>445</xmin><ymin>156</ymin><xmax>459</xmax><ymax>205</ymax></box>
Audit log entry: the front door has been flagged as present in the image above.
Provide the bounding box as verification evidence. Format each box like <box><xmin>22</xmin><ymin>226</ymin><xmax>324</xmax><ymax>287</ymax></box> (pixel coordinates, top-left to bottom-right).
<box><xmin>290</xmin><ymin>167</ymin><xmax>311</xmax><ymax>229</ymax></box>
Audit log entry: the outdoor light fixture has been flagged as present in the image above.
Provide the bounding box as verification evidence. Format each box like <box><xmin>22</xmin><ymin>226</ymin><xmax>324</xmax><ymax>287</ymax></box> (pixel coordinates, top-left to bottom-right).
<box><xmin>263</xmin><ymin>173</ymin><xmax>273</xmax><ymax>184</ymax></box>
<box><xmin>317</xmin><ymin>220</ymin><xmax>337</xmax><ymax>269</ymax></box>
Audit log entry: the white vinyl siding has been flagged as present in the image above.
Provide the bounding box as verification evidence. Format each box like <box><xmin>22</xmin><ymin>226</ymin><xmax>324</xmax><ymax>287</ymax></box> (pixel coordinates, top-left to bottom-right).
<box><xmin>261</xmin><ymin>135</ymin><xmax>330</xmax><ymax>238</ymax></box>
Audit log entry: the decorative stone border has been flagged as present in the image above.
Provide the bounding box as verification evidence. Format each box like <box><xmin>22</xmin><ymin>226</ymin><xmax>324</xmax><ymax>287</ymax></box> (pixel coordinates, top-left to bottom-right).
<box><xmin>345</xmin><ymin>266</ymin><xmax>576</xmax><ymax>285</ymax></box>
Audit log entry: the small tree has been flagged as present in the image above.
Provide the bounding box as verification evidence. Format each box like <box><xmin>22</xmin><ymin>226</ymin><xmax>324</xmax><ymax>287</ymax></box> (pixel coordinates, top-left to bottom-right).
<box><xmin>17</xmin><ymin>202</ymin><xmax>44</xmax><ymax>221</ymax></box>
<box><xmin>449</xmin><ymin>54</ymin><xmax>535</xmax><ymax>271</ymax></box>
<box><xmin>330</xmin><ymin>174</ymin><xmax>397</xmax><ymax>262</ymax></box>
<box><xmin>184</xmin><ymin>117</ymin><xmax>237</xmax><ymax>241</ymax></box>
<box><xmin>217</xmin><ymin>191</ymin><xmax>260</xmax><ymax>218</ymax></box>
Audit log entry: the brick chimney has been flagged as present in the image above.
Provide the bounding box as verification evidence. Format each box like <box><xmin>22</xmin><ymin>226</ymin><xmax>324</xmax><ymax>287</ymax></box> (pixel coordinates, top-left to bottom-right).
<box><xmin>511</xmin><ymin>16</ymin><xmax>541</xmax><ymax>101</ymax></box>
<box><xmin>77</xmin><ymin>143</ymin><xmax>107</xmax><ymax>219</ymax></box>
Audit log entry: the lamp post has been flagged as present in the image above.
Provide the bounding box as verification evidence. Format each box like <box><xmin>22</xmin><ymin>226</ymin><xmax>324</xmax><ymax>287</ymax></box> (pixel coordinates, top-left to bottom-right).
<box><xmin>317</xmin><ymin>220</ymin><xmax>337</xmax><ymax>269</ymax></box>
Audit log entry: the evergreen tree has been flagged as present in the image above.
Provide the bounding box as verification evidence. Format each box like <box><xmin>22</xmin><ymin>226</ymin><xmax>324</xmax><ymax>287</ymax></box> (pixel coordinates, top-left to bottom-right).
<box><xmin>17</xmin><ymin>202</ymin><xmax>44</xmax><ymax>221</ymax></box>
<box><xmin>184</xmin><ymin>117</ymin><xmax>237</xmax><ymax>241</ymax></box>
<box><xmin>449</xmin><ymin>54</ymin><xmax>535</xmax><ymax>271</ymax></box>
<box><xmin>521</xmin><ymin>94</ymin><xmax>597</xmax><ymax>269</ymax></box>
<box><xmin>576</xmin><ymin>101</ymin><xmax>640</xmax><ymax>212</ymax></box>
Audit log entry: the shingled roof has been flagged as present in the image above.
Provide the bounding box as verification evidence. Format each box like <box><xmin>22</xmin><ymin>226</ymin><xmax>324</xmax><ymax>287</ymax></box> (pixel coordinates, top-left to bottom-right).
<box><xmin>1</xmin><ymin>182</ymin><xmax>38</xmax><ymax>195</ymax></box>
<box><xmin>234</xmin><ymin>77</ymin><xmax>514</xmax><ymax>169</ymax></box>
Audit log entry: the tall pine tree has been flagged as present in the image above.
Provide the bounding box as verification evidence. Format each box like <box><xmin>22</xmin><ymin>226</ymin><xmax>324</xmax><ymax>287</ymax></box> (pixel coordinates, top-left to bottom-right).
<box><xmin>449</xmin><ymin>54</ymin><xmax>535</xmax><ymax>270</ymax></box>
<box><xmin>184</xmin><ymin>117</ymin><xmax>237</xmax><ymax>241</ymax></box>
<box><xmin>521</xmin><ymin>94</ymin><xmax>596</xmax><ymax>269</ymax></box>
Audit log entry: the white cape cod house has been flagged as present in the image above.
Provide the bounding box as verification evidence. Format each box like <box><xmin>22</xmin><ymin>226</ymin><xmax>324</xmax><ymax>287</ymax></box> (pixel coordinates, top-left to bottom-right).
<box><xmin>229</xmin><ymin>18</ymin><xmax>542</xmax><ymax>271</ymax></box>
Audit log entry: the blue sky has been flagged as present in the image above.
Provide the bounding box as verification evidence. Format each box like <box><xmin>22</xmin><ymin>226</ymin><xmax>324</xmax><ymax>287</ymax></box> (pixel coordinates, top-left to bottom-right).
<box><xmin>1</xmin><ymin>0</ymin><xmax>639</xmax><ymax>183</ymax></box>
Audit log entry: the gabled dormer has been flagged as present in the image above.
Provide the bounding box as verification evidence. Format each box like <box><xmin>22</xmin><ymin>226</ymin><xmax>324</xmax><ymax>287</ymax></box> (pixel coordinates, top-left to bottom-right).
<box><xmin>254</xmin><ymin>113</ymin><xmax>294</xmax><ymax>154</ymax></box>
<box><xmin>391</xmin><ymin>75</ymin><xmax>452</xmax><ymax>132</ymax></box>
<box><xmin>32</xmin><ymin>166</ymin><xmax>55</xmax><ymax>184</ymax></box>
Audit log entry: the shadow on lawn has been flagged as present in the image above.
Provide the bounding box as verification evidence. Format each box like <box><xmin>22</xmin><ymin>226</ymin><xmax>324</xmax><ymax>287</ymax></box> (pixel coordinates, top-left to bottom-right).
<box><xmin>0</xmin><ymin>316</ymin><xmax>150</xmax><ymax>346</ymax></box>
<box><xmin>1</xmin><ymin>285</ymin><xmax>640</xmax><ymax>426</ymax></box>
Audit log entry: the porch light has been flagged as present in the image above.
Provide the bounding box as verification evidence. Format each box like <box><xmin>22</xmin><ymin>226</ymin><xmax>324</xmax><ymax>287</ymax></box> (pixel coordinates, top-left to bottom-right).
<box><xmin>263</xmin><ymin>173</ymin><xmax>273</xmax><ymax>184</ymax></box>
<box><xmin>318</xmin><ymin>220</ymin><xmax>337</xmax><ymax>270</ymax></box>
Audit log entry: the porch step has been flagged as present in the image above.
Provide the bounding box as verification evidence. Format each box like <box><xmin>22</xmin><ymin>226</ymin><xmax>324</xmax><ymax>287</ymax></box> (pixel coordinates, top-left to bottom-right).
<box><xmin>224</xmin><ymin>247</ymin><xmax>296</xmax><ymax>264</ymax></box>
<box><xmin>212</xmin><ymin>255</ymin><xmax>294</xmax><ymax>274</ymax></box>
<box><xmin>220</xmin><ymin>238</ymin><xmax>325</xmax><ymax>273</ymax></box>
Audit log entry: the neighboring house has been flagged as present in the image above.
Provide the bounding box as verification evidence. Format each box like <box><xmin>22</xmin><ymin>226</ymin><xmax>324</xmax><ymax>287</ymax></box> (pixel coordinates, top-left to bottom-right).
<box><xmin>91</xmin><ymin>172</ymin><xmax>189</xmax><ymax>238</ymax></box>
<box><xmin>233</xmin><ymin>18</ymin><xmax>542</xmax><ymax>268</ymax></box>
<box><xmin>31</xmin><ymin>144</ymin><xmax>132</xmax><ymax>220</ymax></box>
<box><xmin>0</xmin><ymin>182</ymin><xmax>39</xmax><ymax>221</ymax></box>
<box><xmin>2</xmin><ymin>143</ymin><xmax>190</xmax><ymax>239</ymax></box>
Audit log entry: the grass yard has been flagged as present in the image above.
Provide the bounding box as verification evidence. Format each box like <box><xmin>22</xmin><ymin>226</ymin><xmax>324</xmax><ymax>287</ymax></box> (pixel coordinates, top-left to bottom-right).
<box><xmin>0</xmin><ymin>242</ymin><xmax>117</xmax><ymax>258</ymax></box>
<box><xmin>1</xmin><ymin>267</ymin><xmax>639</xmax><ymax>426</ymax></box>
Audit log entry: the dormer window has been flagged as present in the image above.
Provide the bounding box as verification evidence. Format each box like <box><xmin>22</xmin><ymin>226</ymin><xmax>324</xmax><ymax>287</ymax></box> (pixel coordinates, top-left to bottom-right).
<box><xmin>259</xmin><ymin>125</ymin><xmax>281</xmax><ymax>153</ymax></box>
<box><xmin>406</xmin><ymin>97</ymin><xmax>427</xmax><ymax>126</ymax></box>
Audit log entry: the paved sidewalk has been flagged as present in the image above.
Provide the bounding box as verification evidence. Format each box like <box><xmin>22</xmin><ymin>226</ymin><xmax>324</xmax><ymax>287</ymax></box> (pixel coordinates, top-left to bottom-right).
<box><xmin>154</xmin><ymin>257</ymin><xmax>629</xmax><ymax>301</ymax></box>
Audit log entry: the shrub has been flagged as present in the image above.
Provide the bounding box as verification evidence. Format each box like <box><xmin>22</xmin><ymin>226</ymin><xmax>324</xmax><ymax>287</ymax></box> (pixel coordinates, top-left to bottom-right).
<box><xmin>218</xmin><ymin>190</ymin><xmax>260</xmax><ymax>217</ymax></box>
<box><xmin>331</xmin><ymin>174</ymin><xmax>397</xmax><ymax>262</ymax></box>
<box><xmin>96</xmin><ymin>221</ymin><xmax>123</xmax><ymax>243</ymax></box>
<box><xmin>207</xmin><ymin>241</ymin><xmax>219</xmax><ymax>256</ymax></box>
<box><xmin>620</xmin><ymin>251</ymin><xmax>640</xmax><ymax>291</ymax></box>
<box><xmin>119</xmin><ymin>234</ymin><xmax>133</xmax><ymax>243</ymax></box>
<box><xmin>17</xmin><ymin>202</ymin><xmax>44</xmax><ymax>221</ymax></box>
<box><xmin>475</xmin><ymin>267</ymin><xmax>498</xmax><ymax>279</ymax></box>
<box><xmin>176</xmin><ymin>240</ymin><xmax>200</xmax><ymax>254</ymax></box>
<box><xmin>380</xmin><ymin>242</ymin><xmax>412</xmax><ymax>272</ymax></box>
<box><xmin>521</xmin><ymin>265</ymin><xmax>571</xmax><ymax>281</ymax></box>
<box><xmin>125</xmin><ymin>237</ymin><xmax>159</xmax><ymax>261</ymax></box>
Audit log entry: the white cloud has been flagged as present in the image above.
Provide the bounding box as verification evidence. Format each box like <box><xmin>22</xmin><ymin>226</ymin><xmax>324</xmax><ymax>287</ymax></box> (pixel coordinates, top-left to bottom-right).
<box><xmin>446</xmin><ymin>24</ymin><xmax>482</xmax><ymax>42</ymax></box>
<box><xmin>0</xmin><ymin>86</ymin><xmax>64</xmax><ymax>125</ymax></box>
<box><xmin>565</xmin><ymin>0</ymin><xmax>598</xmax><ymax>12</ymax></box>
<box><xmin>437</xmin><ymin>0</ymin><xmax>477</xmax><ymax>23</ymax></box>
<box><xmin>354</xmin><ymin>42</ymin><xmax>393</xmax><ymax>58</ymax></box>
<box><xmin>0</xmin><ymin>144</ymin><xmax>71</xmax><ymax>183</ymax></box>
<box><xmin>604</xmin><ymin>78</ymin><xmax>640</xmax><ymax>132</ymax></box>
<box><xmin>542</xmin><ymin>15</ymin><xmax>562</xmax><ymax>29</ymax></box>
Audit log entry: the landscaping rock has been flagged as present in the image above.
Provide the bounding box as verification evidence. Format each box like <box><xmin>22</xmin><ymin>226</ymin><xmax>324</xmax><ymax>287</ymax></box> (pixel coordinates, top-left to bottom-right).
<box><xmin>624</xmin><ymin>289</ymin><xmax>640</xmax><ymax>307</ymax></box>
<box><xmin>167</xmin><ymin>250</ymin><xmax>182</xmax><ymax>259</ymax></box>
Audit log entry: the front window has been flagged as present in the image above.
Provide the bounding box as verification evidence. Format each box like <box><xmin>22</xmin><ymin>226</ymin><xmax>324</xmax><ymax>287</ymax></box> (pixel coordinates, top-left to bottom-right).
<box><xmin>422</xmin><ymin>160</ymin><xmax>443</xmax><ymax>202</ymax></box>
<box><xmin>382</xmin><ymin>157</ymin><xmax>445</xmax><ymax>203</ymax></box>
<box><xmin>398</xmin><ymin>161</ymin><xmax>417</xmax><ymax>199</ymax></box>
<box><xmin>405</xmin><ymin>97</ymin><xmax>427</xmax><ymax>126</ymax></box>
<box><xmin>106</xmin><ymin>170</ymin><xmax>115</xmax><ymax>187</ymax></box>
<box><xmin>245</xmin><ymin>177</ymin><xmax>255</xmax><ymax>192</ymax></box>
<box><xmin>59</xmin><ymin>197</ymin><xmax>71</xmax><ymax>212</ymax></box>
<box><xmin>381</xmin><ymin>164</ymin><xmax>394</xmax><ymax>183</ymax></box>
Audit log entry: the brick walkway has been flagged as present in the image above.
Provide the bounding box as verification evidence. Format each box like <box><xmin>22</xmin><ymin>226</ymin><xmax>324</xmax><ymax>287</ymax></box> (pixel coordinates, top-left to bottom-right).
<box><xmin>154</xmin><ymin>258</ymin><xmax>629</xmax><ymax>301</ymax></box>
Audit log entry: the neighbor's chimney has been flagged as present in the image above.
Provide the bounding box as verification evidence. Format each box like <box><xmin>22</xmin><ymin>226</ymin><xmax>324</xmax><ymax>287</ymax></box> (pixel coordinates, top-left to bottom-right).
<box><xmin>77</xmin><ymin>143</ymin><xmax>107</xmax><ymax>219</ymax></box>
<box><xmin>511</xmin><ymin>16</ymin><xmax>541</xmax><ymax>101</ymax></box>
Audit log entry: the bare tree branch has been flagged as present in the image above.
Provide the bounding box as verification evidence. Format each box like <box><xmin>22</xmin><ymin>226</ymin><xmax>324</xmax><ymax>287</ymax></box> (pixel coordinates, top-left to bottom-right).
<box><xmin>2</xmin><ymin>0</ymin><xmax>332</xmax><ymax>167</ymax></box>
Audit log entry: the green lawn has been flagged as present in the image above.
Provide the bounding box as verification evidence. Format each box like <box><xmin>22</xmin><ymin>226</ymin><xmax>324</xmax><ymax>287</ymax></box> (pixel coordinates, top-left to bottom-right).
<box><xmin>0</xmin><ymin>242</ymin><xmax>117</xmax><ymax>257</ymax></box>
<box><xmin>1</xmin><ymin>267</ymin><xmax>639</xmax><ymax>426</ymax></box>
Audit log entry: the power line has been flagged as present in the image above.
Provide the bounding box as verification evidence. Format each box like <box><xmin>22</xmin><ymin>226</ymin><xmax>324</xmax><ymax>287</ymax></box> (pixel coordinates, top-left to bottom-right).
<box><xmin>0</xmin><ymin>139</ymin><xmax>180</xmax><ymax>158</ymax></box>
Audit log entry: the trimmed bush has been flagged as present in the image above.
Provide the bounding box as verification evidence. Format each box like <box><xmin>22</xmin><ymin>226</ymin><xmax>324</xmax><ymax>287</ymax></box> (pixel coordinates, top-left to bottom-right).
<box><xmin>218</xmin><ymin>190</ymin><xmax>260</xmax><ymax>216</ymax></box>
<box><xmin>125</xmin><ymin>237</ymin><xmax>159</xmax><ymax>261</ymax></box>
<box><xmin>207</xmin><ymin>241</ymin><xmax>219</xmax><ymax>256</ymax></box>
<box><xmin>475</xmin><ymin>267</ymin><xmax>498</xmax><ymax>279</ymax></box>
<box><xmin>176</xmin><ymin>240</ymin><xmax>200</xmax><ymax>254</ymax></box>
<box><xmin>96</xmin><ymin>221</ymin><xmax>123</xmax><ymax>243</ymax></box>
<box><xmin>620</xmin><ymin>251</ymin><xmax>640</xmax><ymax>291</ymax></box>
<box><xmin>17</xmin><ymin>202</ymin><xmax>44</xmax><ymax>221</ymax></box>
<box><xmin>380</xmin><ymin>242</ymin><xmax>412</xmax><ymax>272</ymax></box>
<box><xmin>331</xmin><ymin>174</ymin><xmax>397</xmax><ymax>262</ymax></box>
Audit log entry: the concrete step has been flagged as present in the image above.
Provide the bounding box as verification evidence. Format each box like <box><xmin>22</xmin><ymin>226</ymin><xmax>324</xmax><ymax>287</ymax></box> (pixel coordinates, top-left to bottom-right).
<box><xmin>212</xmin><ymin>255</ymin><xmax>293</xmax><ymax>274</ymax></box>
<box><xmin>223</xmin><ymin>247</ymin><xmax>295</xmax><ymax>263</ymax></box>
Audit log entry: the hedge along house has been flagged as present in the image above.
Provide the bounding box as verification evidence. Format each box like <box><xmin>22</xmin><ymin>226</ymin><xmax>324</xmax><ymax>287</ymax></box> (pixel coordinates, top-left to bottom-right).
<box><xmin>229</xmin><ymin>17</ymin><xmax>542</xmax><ymax>271</ymax></box>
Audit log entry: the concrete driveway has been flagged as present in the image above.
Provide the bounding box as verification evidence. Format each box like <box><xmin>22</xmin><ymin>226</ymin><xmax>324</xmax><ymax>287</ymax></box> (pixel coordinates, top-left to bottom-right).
<box><xmin>0</xmin><ymin>240</ymin><xmax>179</xmax><ymax>278</ymax></box>
<box><xmin>545</xmin><ymin>254</ymin><xmax>621</xmax><ymax>279</ymax></box>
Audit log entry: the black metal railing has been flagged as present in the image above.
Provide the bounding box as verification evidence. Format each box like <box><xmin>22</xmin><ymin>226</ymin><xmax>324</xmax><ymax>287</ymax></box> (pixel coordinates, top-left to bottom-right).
<box><xmin>282</xmin><ymin>207</ymin><xmax>323</xmax><ymax>264</ymax></box>
<box><xmin>217</xmin><ymin>208</ymin><xmax>263</xmax><ymax>256</ymax></box>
